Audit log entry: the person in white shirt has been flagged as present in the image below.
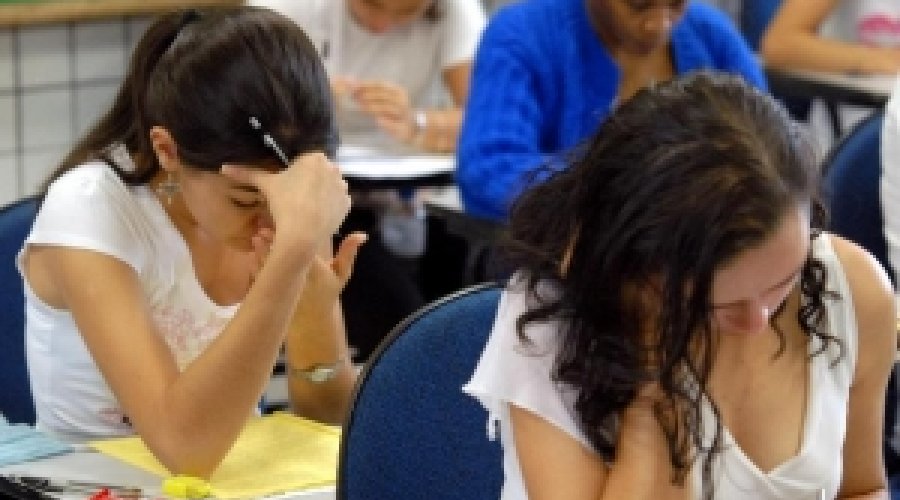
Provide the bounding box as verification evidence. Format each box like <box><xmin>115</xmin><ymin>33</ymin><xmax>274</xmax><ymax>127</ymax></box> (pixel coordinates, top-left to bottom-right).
<box><xmin>762</xmin><ymin>0</ymin><xmax>900</xmax><ymax>75</ymax></box>
<box><xmin>19</xmin><ymin>7</ymin><xmax>363</xmax><ymax>477</ymax></box>
<box><xmin>464</xmin><ymin>72</ymin><xmax>896</xmax><ymax>499</ymax></box>
<box><xmin>761</xmin><ymin>0</ymin><xmax>900</xmax><ymax>152</ymax></box>
<box><xmin>252</xmin><ymin>0</ymin><xmax>488</xmax><ymax>361</ymax></box>
<box><xmin>254</xmin><ymin>0</ymin><xmax>486</xmax><ymax>153</ymax></box>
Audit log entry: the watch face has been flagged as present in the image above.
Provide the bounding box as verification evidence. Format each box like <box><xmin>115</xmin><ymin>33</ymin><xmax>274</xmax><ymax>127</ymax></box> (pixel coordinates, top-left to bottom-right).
<box><xmin>308</xmin><ymin>366</ymin><xmax>337</xmax><ymax>383</ymax></box>
<box><xmin>294</xmin><ymin>362</ymin><xmax>341</xmax><ymax>383</ymax></box>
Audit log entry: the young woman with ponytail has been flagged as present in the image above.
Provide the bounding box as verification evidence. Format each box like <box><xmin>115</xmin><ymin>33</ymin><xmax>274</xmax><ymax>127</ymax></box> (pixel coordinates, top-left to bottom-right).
<box><xmin>19</xmin><ymin>7</ymin><xmax>363</xmax><ymax>476</ymax></box>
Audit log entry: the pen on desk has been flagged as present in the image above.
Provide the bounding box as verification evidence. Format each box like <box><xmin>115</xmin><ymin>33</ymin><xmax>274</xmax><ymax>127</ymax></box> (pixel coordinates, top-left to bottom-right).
<box><xmin>0</xmin><ymin>474</ymin><xmax>55</xmax><ymax>500</ymax></box>
<box><xmin>5</xmin><ymin>475</ymin><xmax>142</xmax><ymax>499</ymax></box>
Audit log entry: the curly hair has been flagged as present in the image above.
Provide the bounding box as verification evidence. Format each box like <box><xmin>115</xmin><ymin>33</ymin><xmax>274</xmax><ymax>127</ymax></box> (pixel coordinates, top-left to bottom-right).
<box><xmin>501</xmin><ymin>71</ymin><xmax>840</xmax><ymax>498</ymax></box>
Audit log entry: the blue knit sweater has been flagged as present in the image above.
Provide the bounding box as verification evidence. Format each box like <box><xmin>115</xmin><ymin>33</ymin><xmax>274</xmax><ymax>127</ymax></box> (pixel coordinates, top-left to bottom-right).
<box><xmin>457</xmin><ymin>0</ymin><xmax>767</xmax><ymax>221</ymax></box>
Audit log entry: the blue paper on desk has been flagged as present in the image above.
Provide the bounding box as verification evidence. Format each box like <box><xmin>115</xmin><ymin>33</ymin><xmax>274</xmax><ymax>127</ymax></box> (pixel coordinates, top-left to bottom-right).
<box><xmin>0</xmin><ymin>414</ymin><xmax>70</xmax><ymax>467</ymax></box>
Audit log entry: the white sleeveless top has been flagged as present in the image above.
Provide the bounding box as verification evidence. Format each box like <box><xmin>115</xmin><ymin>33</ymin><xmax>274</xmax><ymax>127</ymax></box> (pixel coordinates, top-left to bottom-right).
<box><xmin>463</xmin><ymin>234</ymin><xmax>857</xmax><ymax>499</ymax></box>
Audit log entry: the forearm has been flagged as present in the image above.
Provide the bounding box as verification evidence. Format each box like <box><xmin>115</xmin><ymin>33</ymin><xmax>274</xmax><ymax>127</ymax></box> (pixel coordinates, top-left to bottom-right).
<box><xmin>603</xmin><ymin>456</ymin><xmax>684</xmax><ymax>498</ymax></box>
<box><xmin>148</xmin><ymin>243</ymin><xmax>317</xmax><ymax>475</ymax></box>
<box><xmin>515</xmin><ymin>395</ymin><xmax>690</xmax><ymax>500</ymax></box>
<box><xmin>601</xmin><ymin>404</ymin><xmax>691</xmax><ymax>499</ymax></box>
<box><xmin>839</xmin><ymin>489</ymin><xmax>889</xmax><ymax>499</ymax></box>
<box><xmin>285</xmin><ymin>300</ymin><xmax>355</xmax><ymax>425</ymax></box>
<box><xmin>762</xmin><ymin>33</ymin><xmax>899</xmax><ymax>74</ymax></box>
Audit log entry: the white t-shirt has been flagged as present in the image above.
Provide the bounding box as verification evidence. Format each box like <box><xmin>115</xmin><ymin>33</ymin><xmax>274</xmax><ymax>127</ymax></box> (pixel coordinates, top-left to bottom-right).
<box><xmin>252</xmin><ymin>0</ymin><xmax>486</xmax><ymax>151</ymax></box>
<box><xmin>463</xmin><ymin>234</ymin><xmax>858</xmax><ymax>499</ymax></box>
<box><xmin>19</xmin><ymin>160</ymin><xmax>237</xmax><ymax>442</ymax></box>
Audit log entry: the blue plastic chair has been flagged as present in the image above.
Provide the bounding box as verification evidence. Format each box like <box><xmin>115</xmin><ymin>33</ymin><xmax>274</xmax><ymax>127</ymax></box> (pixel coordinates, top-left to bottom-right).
<box><xmin>821</xmin><ymin>110</ymin><xmax>900</xmax><ymax>483</ymax></box>
<box><xmin>822</xmin><ymin>110</ymin><xmax>893</xmax><ymax>282</ymax></box>
<box><xmin>0</xmin><ymin>196</ymin><xmax>39</xmax><ymax>424</ymax></box>
<box><xmin>337</xmin><ymin>283</ymin><xmax>503</xmax><ymax>500</ymax></box>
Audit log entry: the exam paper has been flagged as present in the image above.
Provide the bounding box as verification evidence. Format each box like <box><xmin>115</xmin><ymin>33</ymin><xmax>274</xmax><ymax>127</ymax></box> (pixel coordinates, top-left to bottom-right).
<box><xmin>90</xmin><ymin>413</ymin><xmax>340</xmax><ymax>499</ymax></box>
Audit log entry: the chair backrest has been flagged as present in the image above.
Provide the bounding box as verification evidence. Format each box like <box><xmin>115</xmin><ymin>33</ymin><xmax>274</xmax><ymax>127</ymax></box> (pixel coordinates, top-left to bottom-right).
<box><xmin>337</xmin><ymin>283</ymin><xmax>503</xmax><ymax>500</ymax></box>
<box><xmin>0</xmin><ymin>196</ymin><xmax>38</xmax><ymax>424</ymax></box>
<box><xmin>739</xmin><ymin>0</ymin><xmax>783</xmax><ymax>50</ymax></box>
<box><xmin>822</xmin><ymin>110</ymin><xmax>894</xmax><ymax>283</ymax></box>
<box><xmin>824</xmin><ymin>110</ymin><xmax>900</xmax><ymax>477</ymax></box>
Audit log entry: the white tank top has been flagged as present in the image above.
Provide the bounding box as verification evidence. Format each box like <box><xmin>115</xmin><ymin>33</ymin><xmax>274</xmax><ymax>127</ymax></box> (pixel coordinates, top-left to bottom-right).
<box><xmin>463</xmin><ymin>234</ymin><xmax>857</xmax><ymax>499</ymax></box>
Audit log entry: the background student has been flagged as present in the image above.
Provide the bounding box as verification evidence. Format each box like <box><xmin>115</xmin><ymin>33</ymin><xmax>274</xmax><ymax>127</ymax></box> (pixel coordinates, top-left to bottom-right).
<box><xmin>253</xmin><ymin>0</ymin><xmax>487</xmax><ymax>360</ymax></box>
<box><xmin>19</xmin><ymin>7</ymin><xmax>362</xmax><ymax>477</ymax></box>
<box><xmin>761</xmin><ymin>0</ymin><xmax>900</xmax><ymax>160</ymax></box>
<box><xmin>464</xmin><ymin>72</ymin><xmax>896</xmax><ymax>499</ymax></box>
<box><xmin>761</xmin><ymin>0</ymin><xmax>900</xmax><ymax>76</ymax></box>
<box><xmin>255</xmin><ymin>0</ymin><xmax>485</xmax><ymax>154</ymax></box>
<box><xmin>456</xmin><ymin>0</ymin><xmax>766</xmax><ymax>222</ymax></box>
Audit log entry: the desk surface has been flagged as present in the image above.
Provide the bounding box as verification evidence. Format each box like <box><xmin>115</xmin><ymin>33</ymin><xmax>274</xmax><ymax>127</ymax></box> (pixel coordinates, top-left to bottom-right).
<box><xmin>766</xmin><ymin>67</ymin><xmax>896</xmax><ymax>107</ymax></box>
<box><xmin>0</xmin><ymin>450</ymin><xmax>335</xmax><ymax>499</ymax></box>
<box><xmin>423</xmin><ymin>186</ymin><xmax>501</xmax><ymax>243</ymax></box>
<box><xmin>336</xmin><ymin>139</ymin><xmax>455</xmax><ymax>189</ymax></box>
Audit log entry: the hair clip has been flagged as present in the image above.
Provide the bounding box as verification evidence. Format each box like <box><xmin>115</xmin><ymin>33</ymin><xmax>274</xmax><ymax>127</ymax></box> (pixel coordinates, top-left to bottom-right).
<box><xmin>249</xmin><ymin>116</ymin><xmax>290</xmax><ymax>166</ymax></box>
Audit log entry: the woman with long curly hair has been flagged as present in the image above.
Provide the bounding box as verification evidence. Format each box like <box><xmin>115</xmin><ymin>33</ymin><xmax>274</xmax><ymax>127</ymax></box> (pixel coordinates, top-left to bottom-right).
<box><xmin>464</xmin><ymin>72</ymin><xmax>896</xmax><ymax>499</ymax></box>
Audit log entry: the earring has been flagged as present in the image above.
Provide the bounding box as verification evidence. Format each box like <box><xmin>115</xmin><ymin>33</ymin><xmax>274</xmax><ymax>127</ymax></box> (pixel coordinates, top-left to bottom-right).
<box><xmin>156</xmin><ymin>173</ymin><xmax>180</xmax><ymax>204</ymax></box>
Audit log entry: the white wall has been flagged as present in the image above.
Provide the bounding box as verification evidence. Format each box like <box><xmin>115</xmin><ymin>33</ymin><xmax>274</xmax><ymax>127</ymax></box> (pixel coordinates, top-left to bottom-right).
<box><xmin>0</xmin><ymin>16</ymin><xmax>151</xmax><ymax>206</ymax></box>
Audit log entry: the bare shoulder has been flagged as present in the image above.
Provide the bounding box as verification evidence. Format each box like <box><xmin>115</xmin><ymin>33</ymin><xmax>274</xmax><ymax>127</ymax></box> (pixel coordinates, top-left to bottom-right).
<box><xmin>828</xmin><ymin>234</ymin><xmax>894</xmax><ymax>319</ymax></box>
<box><xmin>827</xmin><ymin>234</ymin><xmax>896</xmax><ymax>376</ymax></box>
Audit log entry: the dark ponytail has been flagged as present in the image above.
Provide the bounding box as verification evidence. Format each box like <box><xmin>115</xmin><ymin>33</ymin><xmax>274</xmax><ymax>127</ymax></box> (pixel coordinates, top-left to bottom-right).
<box><xmin>41</xmin><ymin>7</ymin><xmax>336</xmax><ymax>195</ymax></box>
<box><xmin>43</xmin><ymin>11</ymin><xmax>198</xmax><ymax>192</ymax></box>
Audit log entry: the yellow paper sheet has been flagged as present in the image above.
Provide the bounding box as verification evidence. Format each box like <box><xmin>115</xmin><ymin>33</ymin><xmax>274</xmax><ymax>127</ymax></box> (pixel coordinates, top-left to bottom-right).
<box><xmin>89</xmin><ymin>413</ymin><xmax>340</xmax><ymax>499</ymax></box>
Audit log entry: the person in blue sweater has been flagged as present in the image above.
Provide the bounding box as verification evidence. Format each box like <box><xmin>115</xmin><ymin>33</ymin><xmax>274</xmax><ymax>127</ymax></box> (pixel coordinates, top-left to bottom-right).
<box><xmin>457</xmin><ymin>0</ymin><xmax>767</xmax><ymax>221</ymax></box>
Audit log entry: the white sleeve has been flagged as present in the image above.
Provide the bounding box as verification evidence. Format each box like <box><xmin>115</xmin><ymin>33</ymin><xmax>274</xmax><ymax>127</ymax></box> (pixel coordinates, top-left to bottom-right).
<box><xmin>26</xmin><ymin>165</ymin><xmax>145</xmax><ymax>272</ymax></box>
<box><xmin>462</xmin><ymin>282</ymin><xmax>595</xmax><ymax>452</ymax></box>
<box><xmin>439</xmin><ymin>0</ymin><xmax>486</xmax><ymax>69</ymax></box>
<box><xmin>881</xmin><ymin>76</ymin><xmax>900</xmax><ymax>292</ymax></box>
